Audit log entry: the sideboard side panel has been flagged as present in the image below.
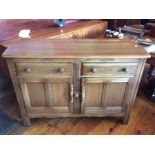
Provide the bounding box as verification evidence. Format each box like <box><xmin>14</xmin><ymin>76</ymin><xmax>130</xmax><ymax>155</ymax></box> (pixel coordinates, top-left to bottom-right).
<box><xmin>123</xmin><ymin>59</ymin><xmax>147</xmax><ymax>124</ymax></box>
<box><xmin>6</xmin><ymin>59</ymin><xmax>31</xmax><ymax>126</ymax></box>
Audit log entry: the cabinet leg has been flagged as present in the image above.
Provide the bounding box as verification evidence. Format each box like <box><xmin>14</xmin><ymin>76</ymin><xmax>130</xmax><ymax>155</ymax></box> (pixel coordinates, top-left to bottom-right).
<box><xmin>123</xmin><ymin>118</ymin><xmax>128</xmax><ymax>125</ymax></box>
<box><xmin>122</xmin><ymin>115</ymin><xmax>129</xmax><ymax>125</ymax></box>
<box><xmin>22</xmin><ymin>117</ymin><xmax>31</xmax><ymax>126</ymax></box>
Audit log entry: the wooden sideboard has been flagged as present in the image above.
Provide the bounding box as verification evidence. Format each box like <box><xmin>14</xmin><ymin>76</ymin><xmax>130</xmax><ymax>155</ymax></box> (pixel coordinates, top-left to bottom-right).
<box><xmin>2</xmin><ymin>39</ymin><xmax>150</xmax><ymax>126</ymax></box>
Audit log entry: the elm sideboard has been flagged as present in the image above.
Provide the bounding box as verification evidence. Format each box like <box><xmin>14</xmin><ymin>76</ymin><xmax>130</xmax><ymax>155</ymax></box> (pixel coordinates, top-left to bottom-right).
<box><xmin>2</xmin><ymin>39</ymin><xmax>150</xmax><ymax>126</ymax></box>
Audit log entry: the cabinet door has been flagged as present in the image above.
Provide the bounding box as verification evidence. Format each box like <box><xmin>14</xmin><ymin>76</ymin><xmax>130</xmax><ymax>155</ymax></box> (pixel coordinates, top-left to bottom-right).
<box><xmin>19</xmin><ymin>78</ymin><xmax>73</xmax><ymax>116</ymax></box>
<box><xmin>81</xmin><ymin>77</ymin><xmax>132</xmax><ymax>116</ymax></box>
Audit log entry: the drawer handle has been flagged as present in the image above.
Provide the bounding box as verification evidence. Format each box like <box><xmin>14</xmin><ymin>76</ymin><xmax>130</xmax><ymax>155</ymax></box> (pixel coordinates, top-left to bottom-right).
<box><xmin>24</xmin><ymin>67</ymin><xmax>31</xmax><ymax>73</ymax></box>
<box><xmin>90</xmin><ymin>67</ymin><xmax>97</xmax><ymax>73</ymax></box>
<box><xmin>81</xmin><ymin>86</ymin><xmax>86</xmax><ymax>104</ymax></box>
<box><xmin>70</xmin><ymin>84</ymin><xmax>74</xmax><ymax>103</ymax></box>
<box><xmin>120</xmin><ymin>68</ymin><xmax>127</xmax><ymax>73</ymax></box>
<box><xmin>57</xmin><ymin>68</ymin><xmax>64</xmax><ymax>73</ymax></box>
<box><xmin>81</xmin><ymin>86</ymin><xmax>86</xmax><ymax>113</ymax></box>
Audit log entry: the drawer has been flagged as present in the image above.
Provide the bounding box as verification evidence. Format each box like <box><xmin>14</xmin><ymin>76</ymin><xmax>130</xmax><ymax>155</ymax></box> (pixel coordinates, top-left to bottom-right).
<box><xmin>16</xmin><ymin>62</ymin><xmax>73</xmax><ymax>77</ymax></box>
<box><xmin>82</xmin><ymin>62</ymin><xmax>138</xmax><ymax>77</ymax></box>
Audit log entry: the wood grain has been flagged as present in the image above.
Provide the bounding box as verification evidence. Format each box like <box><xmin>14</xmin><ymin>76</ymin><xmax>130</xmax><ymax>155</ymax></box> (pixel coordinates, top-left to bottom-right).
<box><xmin>2</xmin><ymin>39</ymin><xmax>150</xmax><ymax>59</ymax></box>
<box><xmin>81</xmin><ymin>77</ymin><xmax>131</xmax><ymax>115</ymax></box>
<box><xmin>7</xmin><ymin>91</ymin><xmax>155</xmax><ymax>135</ymax></box>
<box><xmin>27</xmin><ymin>82</ymin><xmax>47</xmax><ymax>107</ymax></box>
<box><xmin>3</xmin><ymin>40</ymin><xmax>149</xmax><ymax>126</ymax></box>
<box><xmin>16</xmin><ymin>62</ymin><xmax>73</xmax><ymax>77</ymax></box>
<box><xmin>6</xmin><ymin>59</ymin><xmax>31</xmax><ymax>126</ymax></box>
<box><xmin>82</xmin><ymin>62</ymin><xmax>138</xmax><ymax>77</ymax></box>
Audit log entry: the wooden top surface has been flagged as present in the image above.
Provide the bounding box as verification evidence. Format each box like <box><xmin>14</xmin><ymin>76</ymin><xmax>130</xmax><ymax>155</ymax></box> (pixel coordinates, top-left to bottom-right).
<box><xmin>2</xmin><ymin>39</ymin><xmax>150</xmax><ymax>59</ymax></box>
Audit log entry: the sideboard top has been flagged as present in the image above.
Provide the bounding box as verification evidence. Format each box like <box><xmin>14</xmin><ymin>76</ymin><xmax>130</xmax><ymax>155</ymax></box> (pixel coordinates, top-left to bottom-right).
<box><xmin>2</xmin><ymin>39</ymin><xmax>150</xmax><ymax>59</ymax></box>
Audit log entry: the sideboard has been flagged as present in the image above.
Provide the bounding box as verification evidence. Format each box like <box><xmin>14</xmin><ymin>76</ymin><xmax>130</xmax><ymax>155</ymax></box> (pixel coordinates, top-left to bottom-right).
<box><xmin>2</xmin><ymin>39</ymin><xmax>150</xmax><ymax>126</ymax></box>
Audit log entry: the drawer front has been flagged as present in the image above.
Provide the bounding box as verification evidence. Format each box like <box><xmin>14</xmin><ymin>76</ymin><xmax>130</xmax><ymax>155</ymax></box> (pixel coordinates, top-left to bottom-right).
<box><xmin>16</xmin><ymin>62</ymin><xmax>73</xmax><ymax>77</ymax></box>
<box><xmin>82</xmin><ymin>62</ymin><xmax>138</xmax><ymax>77</ymax></box>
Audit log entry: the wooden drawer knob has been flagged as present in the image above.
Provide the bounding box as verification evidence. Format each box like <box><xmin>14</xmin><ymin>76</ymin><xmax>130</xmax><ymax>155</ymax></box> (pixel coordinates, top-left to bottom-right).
<box><xmin>90</xmin><ymin>67</ymin><xmax>97</xmax><ymax>73</ymax></box>
<box><xmin>74</xmin><ymin>93</ymin><xmax>79</xmax><ymax>98</ymax></box>
<box><xmin>58</xmin><ymin>68</ymin><xmax>64</xmax><ymax>73</ymax></box>
<box><xmin>24</xmin><ymin>67</ymin><xmax>31</xmax><ymax>73</ymax></box>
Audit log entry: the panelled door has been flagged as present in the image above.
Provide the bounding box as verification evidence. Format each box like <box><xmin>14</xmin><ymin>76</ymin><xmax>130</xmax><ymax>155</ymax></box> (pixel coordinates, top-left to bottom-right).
<box><xmin>19</xmin><ymin>78</ymin><xmax>73</xmax><ymax>115</ymax></box>
<box><xmin>81</xmin><ymin>77</ymin><xmax>133</xmax><ymax>115</ymax></box>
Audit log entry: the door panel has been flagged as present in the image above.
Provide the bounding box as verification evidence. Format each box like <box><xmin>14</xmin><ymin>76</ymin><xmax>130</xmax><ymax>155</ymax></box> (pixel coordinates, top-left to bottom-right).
<box><xmin>19</xmin><ymin>78</ymin><xmax>73</xmax><ymax>114</ymax></box>
<box><xmin>81</xmin><ymin>77</ymin><xmax>132</xmax><ymax>114</ymax></box>
<box><xmin>85</xmin><ymin>83</ymin><xmax>103</xmax><ymax>107</ymax></box>
<box><xmin>27</xmin><ymin>82</ymin><xmax>47</xmax><ymax>107</ymax></box>
<box><xmin>103</xmin><ymin>82</ymin><xmax>127</xmax><ymax>107</ymax></box>
<box><xmin>51</xmin><ymin>82</ymin><xmax>69</xmax><ymax>107</ymax></box>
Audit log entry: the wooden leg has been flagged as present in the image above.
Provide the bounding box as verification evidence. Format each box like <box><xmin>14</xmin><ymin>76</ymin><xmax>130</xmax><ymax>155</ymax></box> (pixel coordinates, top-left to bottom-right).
<box><xmin>122</xmin><ymin>112</ymin><xmax>130</xmax><ymax>125</ymax></box>
<box><xmin>122</xmin><ymin>116</ymin><xmax>129</xmax><ymax>125</ymax></box>
<box><xmin>22</xmin><ymin>116</ymin><xmax>31</xmax><ymax>126</ymax></box>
